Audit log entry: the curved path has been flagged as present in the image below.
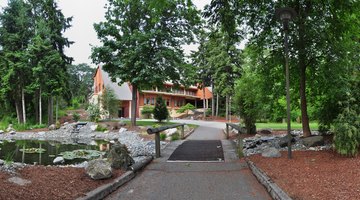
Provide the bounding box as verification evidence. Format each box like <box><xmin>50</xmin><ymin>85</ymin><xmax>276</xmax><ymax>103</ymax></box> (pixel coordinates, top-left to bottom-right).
<box><xmin>106</xmin><ymin>120</ymin><xmax>270</xmax><ymax>200</ymax></box>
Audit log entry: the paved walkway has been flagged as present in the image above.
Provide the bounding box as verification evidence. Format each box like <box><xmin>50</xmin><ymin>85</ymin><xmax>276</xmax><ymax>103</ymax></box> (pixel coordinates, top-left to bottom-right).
<box><xmin>106</xmin><ymin>123</ymin><xmax>270</xmax><ymax>200</ymax></box>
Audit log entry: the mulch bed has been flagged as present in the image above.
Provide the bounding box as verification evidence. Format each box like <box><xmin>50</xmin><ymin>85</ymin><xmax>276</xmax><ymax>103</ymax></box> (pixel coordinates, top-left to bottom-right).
<box><xmin>249</xmin><ymin>150</ymin><xmax>360</xmax><ymax>200</ymax></box>
<box><xmin>0</xmin><ymin>166</ymin><xmax>125</xmax><ymax>200</ymax></box>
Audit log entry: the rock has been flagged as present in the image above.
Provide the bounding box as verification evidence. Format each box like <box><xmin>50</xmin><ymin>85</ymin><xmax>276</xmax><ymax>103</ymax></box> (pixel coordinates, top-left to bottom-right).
<box><xmin>9</xmin><ymin>131</ymin><xmax>16</xmax><ymax>135</ymax></box>
<box><xmin>6</xmin><ymin>124</ymin><xmax>15</xmax><ymax>132</ymax></box>
<box><xmin>90</xmin><ymin>125</ymin><xmax>98</xmax><ymax>131</ymax></box>
<box><xmin>38</xmin><ymin>131</ymin><xmax>45</xmax><ymax>136</ymax></box>
<box><xmin>301</xmin><ymin>136</ymin><xmax>325</xmax><ymax>147</ymax></box>
<box><xmin>118</xmin><ymin>121</ymin><xmax>126</xmax><ymax>127</ymax></box>
<box><xmin>53</xmin><ymin>157</ymin><xmax>65</xmax><ymax>164</ymax></box>
<box><xmin>259</xmin><ymin>129</ymin><xmax>272</xmax><ymax>135</ymax></box>
<box><xmin>48</xmin><ymin>124</ymin><xmax>56</xmax><ymax>130</ymax></box>
<box><xmin>0</xmin><ymin>130</ymin><xmax>4</xmax><ymax>134</ymax></box>
<box><xmin>164</xmin><ymin>128</ymin><xmax>177</xmax><ymax>137</ymax></box>
<box><xmin>261</xmin><ymin>147</ymin><xmax>281</xmax><ymax>158</ymax></box>
<box><xmin>119</xmin><ymin>127</ymin><xmax>127</xmax><ymax>133</ymax></box>
<box><xmin>108</xmin><ymin>142</ymin><xmax>134</xmax><ymax>170</ymax></box>
<box><xmin>0</xmin><ymin>159</ymin><xmax>4</xmax><ymax>165</ymax></box>
<box><xmin>278</xmin><ymin>134</ymin><xmax>295</xmax><ymax>148</ymax></box>
<box><xmin>8</xmin><ymin>177</ymin><xmax>31</xmax><ymax>186</ymax></box>
<box><xmin>63</xmin><ymin>122</ymin><xmax>69</xmax><ymax>125</ymax></box>
<box><xmin>85</xmin><ymin>159</ymin><xmax>112</xmax><ymax>180</ymax></box>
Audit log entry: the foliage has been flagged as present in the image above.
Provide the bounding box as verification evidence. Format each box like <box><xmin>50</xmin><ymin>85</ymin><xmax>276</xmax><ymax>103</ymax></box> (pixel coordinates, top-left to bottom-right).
<box><xmin>171</xmin><ymin>132</ymin><xmax>180</xmax><ymax>141</ymax></box>
<box><xmin>72</xmin><ymin>112</ymin><xmax>80</xmax><ymax>122</ymax></box>
<box><xmin>19</xmin><ymin>147</ymin><xmax>46</xmax><ymax>154</ymax></box>
<box><xmin>176</xmin><ymin>103</ymin><xmax>195</xmax><ymax>115</ymax></box>
<box><xmin>66</xmin><ymin>63</ymin><xmax>95</xmax><ymax>104</ymax></box>
<box><xmin>55</xmin><ymin>120</ymin><xmax>60</xmax><ymax>129</ymax></box>
<box><xmin>153</xmin><ymin>96</ymin><xmax>169</xmax><ymax>122</ymax></box>
<box><xmin>91</xmin><ymin>0</ymin><xmax>200</xmax><ymax>126</ymax></box>
<box><xmin>101</xmin><ymin>86</ymin><xmax>118</xmax><ymax>119</ymax></box>
<box><xmin>86</xmin><ymin>103</ymin><xmax>101</xmax><ymax>122</ymax></box>
<box><xmin>141</xmin><ymin>106</ymin><xmax>154</xmax><ymax>119</ymax></box>
<box><xmin>95</xmin><ymin>124</ymin><xmax>107</xmax><ymax>132</ymax></box>
<box><xmin>160</xmin><ymin>133</ymin><xmax>166</xmax><ymax>141</ymax></box>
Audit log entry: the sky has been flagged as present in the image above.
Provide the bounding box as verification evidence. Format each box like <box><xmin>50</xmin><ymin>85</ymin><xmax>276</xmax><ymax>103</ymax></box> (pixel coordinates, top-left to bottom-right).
<box><xmin>0</xmin><ymin>0</ymin><xmax>211</xmax><ymax>66</ymax></box>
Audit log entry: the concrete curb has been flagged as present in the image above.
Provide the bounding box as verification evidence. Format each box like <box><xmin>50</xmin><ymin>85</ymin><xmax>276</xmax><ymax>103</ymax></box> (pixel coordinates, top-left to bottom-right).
<box><xmin>183</xmin><ymin>128</ymin><xmax>195</xmax><ymax>139</ymax></box>
<box><xmin>77</xmin><ymin>156</ymin><xmax>153</xmax><ymax>200</ymax></box>
<box><xmin>246</xmin><ymin>159</ymin><xmax>292</xmax><ymax>200</ymax></box>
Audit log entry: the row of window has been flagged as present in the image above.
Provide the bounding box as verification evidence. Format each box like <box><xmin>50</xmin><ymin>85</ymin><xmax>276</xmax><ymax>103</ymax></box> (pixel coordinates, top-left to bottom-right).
<box><xmin>143</xmin><ymin>97</ymin><xmax>186</xmax><ymax>107</ymax></box>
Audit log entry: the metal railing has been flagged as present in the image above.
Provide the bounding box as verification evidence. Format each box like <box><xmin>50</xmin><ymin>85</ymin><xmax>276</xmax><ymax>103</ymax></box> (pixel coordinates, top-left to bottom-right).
<box><xmin>147</xmin><ymin>123</ymin><xmax>186</xmax><ymax>158</ymax></box>
<box><xmin>226</xmin><ymin>123</ymin><xmax>247</xmax><ymax>157</ymax></box>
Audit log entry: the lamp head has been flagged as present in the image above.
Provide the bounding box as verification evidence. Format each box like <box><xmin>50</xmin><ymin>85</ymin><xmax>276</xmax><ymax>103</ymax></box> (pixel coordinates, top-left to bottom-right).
<box><xmin>276</xmin><ymin>7</ymin><xmax>297</xmax><ymax>22</ymax></box>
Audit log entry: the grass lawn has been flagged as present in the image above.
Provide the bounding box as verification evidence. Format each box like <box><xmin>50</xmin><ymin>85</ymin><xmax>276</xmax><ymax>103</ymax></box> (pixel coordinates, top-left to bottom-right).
<box><xmin>255</xmin><ymin>122</ymin><xmax>319</xmax><ymax>130</ymax></box>
<box><xmin>124</xmin><ymin>120</ymin><xmax>176</xmax><ymax>127</ymax></box>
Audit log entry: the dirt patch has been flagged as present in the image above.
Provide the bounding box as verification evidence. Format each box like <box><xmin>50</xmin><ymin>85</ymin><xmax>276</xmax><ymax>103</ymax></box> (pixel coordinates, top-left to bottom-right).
<box><xmin>0</xmin><ymin>166</ymin><xmax>124</xmax><ymax>200</ymax></box>
<box><xmin>249</xmin><ymin>151</ymin><xmax>360</xmax><ymax>200</ymax></box>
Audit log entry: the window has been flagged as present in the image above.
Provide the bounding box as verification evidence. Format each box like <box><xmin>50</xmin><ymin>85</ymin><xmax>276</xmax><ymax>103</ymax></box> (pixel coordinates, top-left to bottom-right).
<box><xmin>166</xmin><ymin>99</ymin><xmax>170</xmax><ymax>106</ymax></box>
<box><xmin>150</xmin><ymin>97</ymin><xmax>155</xmax><ymax>105</ymax></box>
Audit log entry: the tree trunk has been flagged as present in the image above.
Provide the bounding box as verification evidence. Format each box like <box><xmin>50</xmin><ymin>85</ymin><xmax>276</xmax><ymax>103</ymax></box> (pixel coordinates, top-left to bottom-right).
<box><xmin>48</xmin><ymin>96</ymin><xmax>54</xmax><ymax>126</ymax></box>
<box><xmin>39</xmin><ymin>88</ymin><xmax>42</xmax><ymax>125</ymax></box>
<box><xmin>202</xmin><ymin>86</ymin><xmax>206</xmax><ymax>120</ymax></box>
<box><xmin>298</xmin><ymin>19</ymin><xmax>311</xmax><ymax>137</ymax></box>
<box><xmin>211</xmin><ymin>83</ymin><xmax>215</xmax><ymax>116</ymax></box>
<box><xmin>131</xmin><ymin>84</ymin><xmax>137</xmax><ymax>127</ymax></box>
<box><xmin>55</xmin><ymin>96</ymin><xmax>58</xmax><ymax>122</ymax></box>
<box><xmin>35</xmin><ymin>90</ymin><xmax>39</xmax><ymax>124</ymax></box>
<box><xmin>216</xmin><ymin>93</ymin><xmax>219</xmax><ymax>117</ymax></box>
<box><xmin>15</xmin><ymin>100</ymin><xmax>23</xmax><ymax>124</ymax></box>
<box><xmin>22</xmin><ymin>88</ymin><xmax>26</xmax><ymax>124</ymax></box>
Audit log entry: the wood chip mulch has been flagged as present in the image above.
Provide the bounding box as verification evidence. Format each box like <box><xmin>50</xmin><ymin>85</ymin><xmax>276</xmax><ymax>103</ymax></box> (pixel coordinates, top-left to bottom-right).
<box><xmin>0</xmin><ymin>166</ymin><xmax>125</xmax><ymax>200</ymax></box>
<box><xmin>249</xmin><ymin>150</ymin><xmax>360</xmax><ymax>200</ymax></box>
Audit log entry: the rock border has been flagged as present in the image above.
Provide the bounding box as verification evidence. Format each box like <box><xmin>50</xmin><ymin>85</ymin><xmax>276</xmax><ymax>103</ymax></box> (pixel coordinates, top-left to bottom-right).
<box><xmin>246</xmin><ymin>159</ymin><xmax>292</xmax><ymax>200</ymax></box>
<box><xmin>77</xmin><ymin>156</ymin><xmax>153</xmax><ymax>200</ymax></box>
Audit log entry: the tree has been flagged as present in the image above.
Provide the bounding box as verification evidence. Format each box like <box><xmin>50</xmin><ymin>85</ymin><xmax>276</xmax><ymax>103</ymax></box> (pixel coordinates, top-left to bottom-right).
<box><xmin>67</xmin><ymin>63</ymin><xmax>95</xmax><ymax>105</ymax></box>
<box><xmin>92</xmin><ymin>0</ymin><xmax>200</xmax><ymax>126</ymax></box>
<box><xmin>233</xmin><ymin>0</ymin><xmax>360</xmax><ymax>137</ymax></box>
<box><xmin>101</xmin><ymin>86</ymin><xmax>118</xmax><ymax>119</ymax></box>
<box><xmin>153</xmin><ymin>96</ymin><xmax>169</xmax><ymax>122</ymax></box>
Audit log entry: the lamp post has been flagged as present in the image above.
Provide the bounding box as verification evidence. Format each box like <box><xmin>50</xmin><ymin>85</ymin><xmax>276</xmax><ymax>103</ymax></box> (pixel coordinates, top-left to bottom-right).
<box><xmin>276</xmin><ymin>7</ymin><xmax>296</xmax><ymax>159</ymax></box>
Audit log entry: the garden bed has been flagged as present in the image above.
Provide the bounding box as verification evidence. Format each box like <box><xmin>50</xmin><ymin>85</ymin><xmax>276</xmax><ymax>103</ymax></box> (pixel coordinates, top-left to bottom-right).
<box><xmin>0</xmin><ymin>165</ymin><xmax>124</xmax><ymax>200</ymax></box>
<box><xmin>249</xmin><ymin>150</ymin><xmax>360</xmax><ymax>200</ymax></box>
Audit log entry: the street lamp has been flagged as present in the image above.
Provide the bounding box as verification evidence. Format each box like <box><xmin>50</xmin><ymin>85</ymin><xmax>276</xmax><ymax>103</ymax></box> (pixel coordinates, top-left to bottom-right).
<box><xmin>276</xmin><ymin>7</ymin><xmax>296</xmax><ymax>159</ymax></box>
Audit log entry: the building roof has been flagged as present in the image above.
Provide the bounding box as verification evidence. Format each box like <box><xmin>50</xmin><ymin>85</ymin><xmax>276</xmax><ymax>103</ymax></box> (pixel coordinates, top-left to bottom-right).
<box><xmin>100</xmin><ymin>66</ymin><xmax>132</xmax><ymax>101</ymax></box>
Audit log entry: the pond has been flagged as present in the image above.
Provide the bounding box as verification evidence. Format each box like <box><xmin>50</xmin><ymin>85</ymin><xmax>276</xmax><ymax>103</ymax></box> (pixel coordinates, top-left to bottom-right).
<box><xmin>0</xmin><ymin>140</ymin><xmax>110</xmax><ymax>165</ymax></box>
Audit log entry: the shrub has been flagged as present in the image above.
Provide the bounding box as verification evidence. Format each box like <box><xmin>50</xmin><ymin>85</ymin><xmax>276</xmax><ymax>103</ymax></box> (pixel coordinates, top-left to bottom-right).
<box><xmin>160</xmin><ymin>133</ymin><xmax>167</xmax><ymax>141</ymax></box>
<box><xmin>176</xmin><ymin>103</ymin><xmax>195</xmax><ymax>115</ymax></box>
<box><xmin>87</xmin><ymin>103</ymin><xmax>101</xmax><ymax>122</ymax></box>
<box><xmin>73</xmin><ymin>112</ymin><xmax>80</xmax><ymax>122</ymax></box>
<box><xmin>141</xmin><ymin>106</ymin><xmax>154</xmax><ymax>119</ymax></box>
<box><xmin>55</xmin><ymin>121</ymin><xmax>61</xmax><ymax>129</ymax></box>
<box><xmin>171</xmin><ymin>132</ymin><xmax>180</xmax><ymax>141</ymax></box>
<box><xmin>95</xmin><ymin>124</ymin><xmax>108</xmax><ymax>132</ymax></box>
<box><xmin>153</xmin><ymin>96</ymin><xmax>169</xmax><ymax>122</ymax></box>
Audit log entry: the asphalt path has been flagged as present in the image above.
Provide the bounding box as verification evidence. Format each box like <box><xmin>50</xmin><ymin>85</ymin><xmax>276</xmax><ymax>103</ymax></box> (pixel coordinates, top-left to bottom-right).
<box><xmin>106</xmin><ymin>121</ymin><xmax>270</xmax><ymax>200</ymax></box>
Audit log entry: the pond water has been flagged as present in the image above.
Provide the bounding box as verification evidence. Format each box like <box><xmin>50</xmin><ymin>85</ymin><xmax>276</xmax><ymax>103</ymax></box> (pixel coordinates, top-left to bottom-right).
<box><xmin>0</xmin><ymin>140</ymin><xmax>109</xmax><ymax>165</ymax></box>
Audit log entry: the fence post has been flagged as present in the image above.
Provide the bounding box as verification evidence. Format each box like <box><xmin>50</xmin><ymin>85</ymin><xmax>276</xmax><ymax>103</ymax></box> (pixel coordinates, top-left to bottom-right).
<box><xmin>237</xmin><ymin>130</ymin><xmax>244</xmax><ymax>158</ymax></box>
<box><xmin>155</xmin><ymin>132</ymin><xmax>160</xmax><ymax>158</ymax></box>
<box><xmin>181</xmin><ymin>125</ymin><xmax>184</xmax><ymax>139</ymax></box>
<box><xmin>226</xmin><ymin>123</ymin><xmax>229</xmax><ymax>139</ymax></box>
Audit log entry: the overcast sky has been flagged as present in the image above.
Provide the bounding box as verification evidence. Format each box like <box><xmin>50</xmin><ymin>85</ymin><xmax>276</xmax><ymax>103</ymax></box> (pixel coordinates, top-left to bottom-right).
<box><xmin>0</xmin><ymin>0</ymin><xmax>211</xmax><ymax>66</ymax></box>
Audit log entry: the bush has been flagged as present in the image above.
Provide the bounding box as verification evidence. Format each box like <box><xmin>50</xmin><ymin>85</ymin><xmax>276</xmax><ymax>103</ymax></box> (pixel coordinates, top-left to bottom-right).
<box><xmin>141</xmin><ymin>106</ymin><xmax>154</xmax><ymax>119</ymax></box>
<box><xmin>153</xmin><ymin>96</ymin><xmax>169</xmax><ymax>122</ymax></box>
<box><xmin>55</xmin><ymin>121</ymin><xmax>61</xmax><ymax>129</ymax></box>
<box><xmin>73</xmin><ymin>112</ymin><xmax>80</xmax><ymax>122</ymax></box>
<box><xmin>95</xmin><ymin>124</ymin><xmax>108</xmax><ymax>132</ymax></box>
<box><xmin>87</xmin><ymin>103</ymin><xmax>101</xmax><ymax>122</ymax></box>
<box><xmin>176</xmin><ymin>103</ymin><xmax>195</xmax><ymax>115</ymax></box>
<box><xmin>333</xmin><ymin>107</ymin><xmax>360</xmax><ymax>156</ymax></box>
<box><xmin>160</xmin><ymin>133</ymin><xmax>166</xmax><ymax>141</ymax></box>
<box><xmin>171</xmin><ymin>132</ymin><xmax>180</xmax><ymax>141</ymax></box>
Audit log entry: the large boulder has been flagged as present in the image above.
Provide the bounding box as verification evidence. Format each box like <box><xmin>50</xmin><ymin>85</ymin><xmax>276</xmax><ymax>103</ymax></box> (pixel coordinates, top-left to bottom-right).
<box><xmin>86</xmin><ymin>159</ymin><xmax>112</xmax><ymax>180</ymax></box>
<box><xmin>0</xmin><ymin>130</ymin><xmax>4</xmax><ymax>134</ymax></box>
<box><xmin>6</xmin><ymin>124</ymin><xmax>15</xmax><ymax>133</ymax></box>
<box><xmin>53</xmin><ymin>157</ymin><xmax>65</xmax><ymax>164</ymax></box>
<box><xmin>278</xmin><ymin>134</ymin><xmax>295</xmax><ymax>148</ymax></box>
<box><xmin>108</xmin><ymin>142</ymin><xmax>134</xmax><ymax>170</ymax></box>
<box><xmin>301</xmin><ymin>136</ymin><xmax>325</xmax><ymax>147</ymax></box>
<box><xmin>262</xmin><ymin>147</ymin><xmax>281</xmax><ymax>158</ymax></box>
<box><xmin>119</xmin><ymin>127</ymin><xmax>127</xmax><ymax>133</ymax></box>
<box><xmin>164</xmin><ymin>128</ymin><xmax>177</xmax><ymax>137</ymax></box>
<box><xmin>48</xmin><ymin>124</ymin><xmax>56</xmax><ymax>131</ymax></box>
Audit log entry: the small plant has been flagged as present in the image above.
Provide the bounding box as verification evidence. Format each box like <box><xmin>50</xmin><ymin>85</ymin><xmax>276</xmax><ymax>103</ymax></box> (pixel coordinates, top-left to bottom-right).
<box><xmin>95</xmin><ymin>124</ymin><xmax>108</xmax><ymax>132</ymax></box>
<box><xmin>55</xmin><ymin>120</ymin><xmax>61</xmax><ymax>129</ymax></box>
<box><xmin>141</xmin><ymin>106</ymin><xmax>154</xmax><ymax>119</ymax></box>
<box><xmin>160</xmin><ymin>133</ymin><xmax>167</xmax><ymax>141</ymax></box>
<box><xmin>4</xmin><ymin>151</ymin><xmax>15</xmax><ymax>165</ymax></box>
<box><xmin>87</xmin><ymin>103</ymin><xmax>101</xmax><ymax>122</ymax></box>
<box><xmin>73</xmin><ymin>112</ymin><xmax>80</xmax><ymax>122</ymax></box>
<box><xmin>171</xmin><ymin>132</ymin><xmax>180</xmax><ymax>141</ymax></box>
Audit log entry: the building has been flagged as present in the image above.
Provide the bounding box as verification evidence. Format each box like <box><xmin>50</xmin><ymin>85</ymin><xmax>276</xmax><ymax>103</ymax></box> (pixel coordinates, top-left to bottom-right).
<box><xmin>90</xmin><ymin>66</ymin><xmax>213</xmax><ymax>118</ymax></box>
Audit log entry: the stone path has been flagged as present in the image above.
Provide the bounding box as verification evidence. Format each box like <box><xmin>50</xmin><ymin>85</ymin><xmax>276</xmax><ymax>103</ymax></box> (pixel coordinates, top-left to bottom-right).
<box><xmin>106</xmin><ymin>123</ymin><xmax>271</xmax><ymax>200</ymax></box>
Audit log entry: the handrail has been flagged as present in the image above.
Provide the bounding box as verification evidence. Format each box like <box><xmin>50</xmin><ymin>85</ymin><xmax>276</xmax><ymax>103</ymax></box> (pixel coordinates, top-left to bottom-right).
<box><xmin>226</xmin><ymin>123</ymin><xmax>246</xmax><ymax>157</ymax></box>
<box><xmin>147</xmin><ymin>123</ymin><xmax>186</xmax><ymax>158</ymax></box>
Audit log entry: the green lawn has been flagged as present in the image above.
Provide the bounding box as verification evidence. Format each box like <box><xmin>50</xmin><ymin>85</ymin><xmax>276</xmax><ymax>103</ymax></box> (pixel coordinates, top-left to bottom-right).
<box><xmin>124</xmin><ymin>120</ymin><xmax>176</xmax><ymax>127</ymax></box>
<box><xmin>255</xmin><ymin>122</ymin><xmax>319</xmax><ymax>130</ymax></box>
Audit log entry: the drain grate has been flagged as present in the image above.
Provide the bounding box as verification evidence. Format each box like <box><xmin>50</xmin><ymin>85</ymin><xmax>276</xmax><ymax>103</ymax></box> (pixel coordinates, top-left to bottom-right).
<box><xmin>168</xmin><ymin>140</ymin><xmax>224</xmax><ymax>162</ymax></box>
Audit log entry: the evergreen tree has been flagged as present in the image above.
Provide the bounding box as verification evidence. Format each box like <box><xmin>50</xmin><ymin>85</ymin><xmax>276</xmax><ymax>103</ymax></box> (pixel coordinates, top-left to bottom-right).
<box><xmin>153</xmin><ymin>96</ymin><xmax>169</xmax><ymax>122</ymax></box>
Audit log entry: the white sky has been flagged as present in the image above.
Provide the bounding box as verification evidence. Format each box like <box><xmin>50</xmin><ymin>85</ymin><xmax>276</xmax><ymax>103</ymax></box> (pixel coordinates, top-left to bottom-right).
<box><xmin>0</xmin><ymin>0</ymin><xmax>211</xmax><ymax>66</ymax></box>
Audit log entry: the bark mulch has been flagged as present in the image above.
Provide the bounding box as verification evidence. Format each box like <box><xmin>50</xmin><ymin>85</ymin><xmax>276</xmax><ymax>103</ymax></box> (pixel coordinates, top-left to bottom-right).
<box><xmin>0</xmin><ymin>166</ymin><xmax>124</xmax><ymax>200</ymax></box>
<box><xmin>249</xmin><ymin>150</ymin><xmax>360</xmax><ymax>200</ymax></box>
